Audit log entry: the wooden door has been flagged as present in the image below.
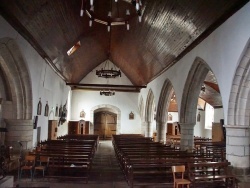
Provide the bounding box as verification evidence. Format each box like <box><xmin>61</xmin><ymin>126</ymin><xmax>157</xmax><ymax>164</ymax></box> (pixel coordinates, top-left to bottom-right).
<box><xmin>48</xmin><ymin>120</ymin><xmax>57</xmax><ymax>140</ymax></box>
<box><xmin>94</xmin><ymin>112</ymin><xmax>106</xmax><ymax>139</ymax></box>
<box><xmin>68</xmin><ymin>121</ymin><xmax>79</xmax><ymax>135</ymax></box>
<box><xmin>94</xmin><ymin>111</ymin><xmax>117</xmax><ymax>140</ymax></box>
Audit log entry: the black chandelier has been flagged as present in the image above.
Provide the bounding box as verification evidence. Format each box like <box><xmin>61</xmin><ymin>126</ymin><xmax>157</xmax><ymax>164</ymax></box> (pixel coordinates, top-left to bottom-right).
<box><xmin>100</xmin><ymin>90</ymin><xmax>115</xmax><ymax>96</ymax></box>
<box><xmin>96</xmin><ymin>59</ymin><xmax>121</xmax><ymax>78</ymax></box>
<box><xmin>80</xmin><ymin>0</ymin><xmax>143</xmax><ymax>32</ymax></box>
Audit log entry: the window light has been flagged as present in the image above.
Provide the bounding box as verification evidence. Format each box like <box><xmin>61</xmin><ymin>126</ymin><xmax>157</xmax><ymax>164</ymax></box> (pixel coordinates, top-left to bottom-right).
<box><xmin>67</xmin><ymin>41</ymin><xmax>81</xmax><ymax>56</ymax></box>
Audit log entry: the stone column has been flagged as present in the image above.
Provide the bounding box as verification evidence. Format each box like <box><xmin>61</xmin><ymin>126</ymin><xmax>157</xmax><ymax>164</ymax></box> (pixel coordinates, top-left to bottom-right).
<box><xmin>180</xmin><ymin>123</ymin><xmax>195</xmax><ymax>151</ymax></box>
<box><xmin>145</xmin><ymin>121</ymin><xmax>153</xmax><ymax>137</ymax></box>
<box><xmin>156</xmin><ymin>121</ymin><xmax>166</xmax><ymax>143</ymax></box>
<box><xmin>225</xmin><ymin>125</ymin><xmax>250</xmax><ymax>175</ymax></box>
<box><xmin>4</xmin><ymin>119</ymin><xmax>33</xmax><ymax>151</ymax></box>
<box><xmin>141</xmin><ymin>121</ymin><xmax>146</xmax><ymax>136</ymax></box>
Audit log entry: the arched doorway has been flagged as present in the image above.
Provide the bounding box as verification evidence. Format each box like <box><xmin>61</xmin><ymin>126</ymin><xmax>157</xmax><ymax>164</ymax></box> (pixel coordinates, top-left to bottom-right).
<box><xmin>90</xmin><ymin>104</ymin><xmax>121</xmax><ymax>138</ymax></box>
<box><xmin>94</xmin><ymin>111</ymin><xmax>117</xmax><ymax>140</ymax></box>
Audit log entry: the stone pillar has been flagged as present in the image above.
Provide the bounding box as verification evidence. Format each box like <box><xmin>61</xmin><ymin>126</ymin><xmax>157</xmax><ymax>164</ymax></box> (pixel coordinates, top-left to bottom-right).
<box><xmin>180</xmin><ymin>123</ymin><xmax>195</xmax><ymax>151</ymax></box>
<box><xmin>145</xmin><ymin>121</ymin><xmax>153</xmax><ymax>137</ymax></box>
<box><xmin>141</xmin><ymin>121</ymin><xmax>146</xmax><ymax>136</ymax></box>
<box><xmin>4</xmin><ymin>119</ymin><xmax>33</xmax><ymax>151</ymax></box>
<box><xmin>156</xmin><ymin>121</ymin><xmax>166</xmax><ymax>143</ymax></box>
<box><xmin>225</xmin><ymin>125</ymin><xmax>250</xmax><ymax>175</ymax></box>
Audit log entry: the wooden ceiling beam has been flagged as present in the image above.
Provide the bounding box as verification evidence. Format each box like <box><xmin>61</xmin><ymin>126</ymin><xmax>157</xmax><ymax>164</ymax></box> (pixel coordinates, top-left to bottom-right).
<box><xmin>204</xmin><ymin>81</ymin><xmax>220</xmax><ymax>93</ymax></box>
<box><xmin>71</xmin><ymin>86</ymin><xmax>141</xmax><ymax>93</ymax></box>
<box><xmin>66</xmin><ymin>83</ymin><xmax>147</xmax><ymax>89</ymax></box>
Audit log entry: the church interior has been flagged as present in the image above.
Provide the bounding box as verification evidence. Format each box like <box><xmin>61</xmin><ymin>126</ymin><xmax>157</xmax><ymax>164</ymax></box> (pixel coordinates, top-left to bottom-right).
<box><xmin>0</xmin><ymin>0</ymin><xmax>250</xmax><ymax>187</ymax></box>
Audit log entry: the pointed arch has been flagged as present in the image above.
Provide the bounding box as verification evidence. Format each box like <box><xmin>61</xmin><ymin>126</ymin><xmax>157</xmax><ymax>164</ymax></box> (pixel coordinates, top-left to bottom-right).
<box><xmin>156</xmin><ymin>79</ymin><xmax>174</xmax><ymax>123</ymax></box>
<box><xmin>145</xmin><ymin>89</ymin><xmax>155</xmax><ymax>122</ymax></box>
<box><xmin>0</xmin><ymin>38</ymin><xmax>32</xmax><ymax>120</ymax></box>
<box><xmin>228</xmin><ymin>42</ymin><xmax>250</xmax><ymax>126</ymax></box>
<box><xmin>180</xmin><ymin>57</ymin><xmax>210</xmax><ymax>124</ymax></box>
<box><xmin>138</xmin><ymin>96</ymin><xmax>144</xmax><ymax>120</ymax></box>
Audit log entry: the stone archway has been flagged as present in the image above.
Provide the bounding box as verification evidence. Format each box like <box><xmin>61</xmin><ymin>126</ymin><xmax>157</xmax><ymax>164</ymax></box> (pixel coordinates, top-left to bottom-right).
<box><xmin>179</xmin><ymin>57</ymin><xmax>210</xmax><ymax>151</ymax></box>
<box><xmin>145</xmin><ymin>89</ymin><xmax>155</xmax><ymax>137</ymax></box>
<box><xmin>156</xmin><ymin>79</ymin><xmax>174</xmax><ymax>142</ymax></box>
<box><xmin>0</xmin><ymin>38</ymin><xmax>33</xmax><ymax>150</ymax></box>
<box><xmin>226</xmin><ymin>42</ymin><xmax>250</xmax><ymax>172</ymax></box>
<box><xmin>90</xmin><ymin>104</ymin><xmax>121</xmax><ymax>135</ymax></box>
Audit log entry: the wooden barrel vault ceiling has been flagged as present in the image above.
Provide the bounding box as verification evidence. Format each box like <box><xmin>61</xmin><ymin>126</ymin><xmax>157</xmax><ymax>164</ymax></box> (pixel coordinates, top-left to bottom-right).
<box><xmin>0</xmin><ymin>0</ymin><xmax>249</xmax><ymax>107</ymax></box>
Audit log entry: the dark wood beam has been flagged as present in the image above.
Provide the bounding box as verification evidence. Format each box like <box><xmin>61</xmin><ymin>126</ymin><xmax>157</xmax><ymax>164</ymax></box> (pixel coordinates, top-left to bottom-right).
<box><xmin>71</xmin><ymin>87</ymin><xmax>141</xmax><ymax>93</ymax></box>
<box><xmin>204</xmin><ymin>81</ymin><xmax>220</xmax><ymax>93</ymax></box>
<box><xmin>66</xmin><ymin>83</ymin><xmax>147</xmax><ymax>89</ymax></box>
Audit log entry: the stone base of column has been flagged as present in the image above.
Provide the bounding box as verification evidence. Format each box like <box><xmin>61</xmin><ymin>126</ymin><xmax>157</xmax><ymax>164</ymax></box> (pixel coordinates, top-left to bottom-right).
<box><xmin>156</xmin><ymin>122</ymin><xmax>166</xmax><ymax>143</ymax></box>
<box><xmin>4</xmin><ymin>119</ymin><xmax>33</xmax><ymax>151</ymax></box>
<box><xmin>231</xmin><ymin>166</ymin><xmax>250</xmax><ymax>176</ymax></box>
<box><xmin>225</xmin><ymin>125</ymin><xmax>250</xmax><ymax>168</ymax></box>
<box><xmin>145</xmin><ymin>122</ymin><xmax>153</xmax><ymax>138</ymax></box>
<box><xmin>180</xmin><ymin>123</ymin><xmax>195</xmax><ymax>152</ymax></box>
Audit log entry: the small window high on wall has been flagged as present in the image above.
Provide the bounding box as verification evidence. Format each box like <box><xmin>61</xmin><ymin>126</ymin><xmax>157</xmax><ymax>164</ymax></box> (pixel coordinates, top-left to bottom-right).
<box><xmin>205</xmin><ymin>103</ymin><xmax>214</xmax><ymax>129</ymax></box>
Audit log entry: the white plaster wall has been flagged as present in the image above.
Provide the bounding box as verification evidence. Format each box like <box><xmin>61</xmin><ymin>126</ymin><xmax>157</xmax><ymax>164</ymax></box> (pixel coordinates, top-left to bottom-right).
<box><xmin>0</xmin><ymin>16</ymin><xmax>70</xmax><ymax>147</ymax></box>
<box><xmin>167</xmin><ymin>112</ymin><xmax>179</xmax><ymax>123</ymax></box>
<box><xmin>70</xmin><ymin>61</ymin><xmax>141</xmax><ymax>134</ymax></box>
<box><xmin>140</xmin><ymin>3</ymin><xmax>250</xmax><ymax>126</ymax></box>
<box><xmin>194</xmin><ymin>108</ymin><xmax>223</xmax><ymax>139</ymax></box>
<box><xmin>194</xmin><ymin>110</ymin><xmax>212</xmax><ymax>139</ymax></box>
<box><xmin>71</xmin><ymin>90</ymin><xmax>141</xmax><ymax>134</ymax></box>
<box><xmin>214</xmin><ymin>108</ymin><xmax>224</xmax><ymax>122</ymax></box>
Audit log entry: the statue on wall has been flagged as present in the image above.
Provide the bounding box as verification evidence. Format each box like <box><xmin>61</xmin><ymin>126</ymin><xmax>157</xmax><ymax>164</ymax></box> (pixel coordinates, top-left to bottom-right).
<box><xmin>55</xmin><ymin>104</ymin><xmax>58</xmax><ymax>117</ymax></box>
<box><xmin>197</xmin><ymin>111</ymin><xmax>201</xmax><ymax>122</ymax></box>
<box><xmin>168</xmin><ymin>113</ymin><xmax>172</xmax><ymax>121</ymax></box>
<box><xmin>44</xmin><ymin>101</ymin><xmax>49</xmax><ymax>116</ymax></box>
<box><xmin>37</xmin><ymin>98</ymin><xmax>42</xmax><ymax>115</ymax></box>
<box><xmin>80</xmin><ymin>110</ymin><xmax>86</xmax><ymax>118</ymax></box>
<box><xmin>58</xmin><ymin>100</ymin><xmax>67</xmax><ymax>126</ymax></box>
<box><xmin>59</xmin><ymin>105</ymin><xmax>62</xmax><ymax>117</ymax></box>
<box><xmin>129</xmin><ymin>112</ymin><xmax>134</xmax><ymax>120</ymax></box>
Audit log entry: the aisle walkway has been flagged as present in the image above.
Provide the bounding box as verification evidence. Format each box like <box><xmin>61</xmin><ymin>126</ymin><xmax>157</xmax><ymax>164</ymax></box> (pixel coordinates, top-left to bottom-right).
<box><xmin>14</xmin><ymin>140</ymin><xmax>129</xmax><ymax>188</ymax></box>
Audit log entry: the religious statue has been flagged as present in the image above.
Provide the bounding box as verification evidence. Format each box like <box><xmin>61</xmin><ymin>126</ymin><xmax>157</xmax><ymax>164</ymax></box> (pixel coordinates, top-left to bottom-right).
<box><xmin>44</xmin><ymin>101</ymin><xmax>49</xmax><ymax>116</ymax></box>
<box><xmin>37</xmin><ymin>98</ymin><xmax>42</xmax><ymax>115</ymax></box>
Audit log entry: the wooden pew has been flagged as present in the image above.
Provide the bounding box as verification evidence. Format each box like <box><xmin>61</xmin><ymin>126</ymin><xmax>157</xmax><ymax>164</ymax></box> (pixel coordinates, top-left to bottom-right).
<box><xmin>188</xmin><ymin>161</ymin><xmax>236</xmax><ymax>188</ymax></box>
<box><xmin>32</xmin><ymin>135</ymin><xmax>99</xmax><ymax>183</ymax></box>
<box><xmin>112</xmin><ymin>134</ymin><xmax>228</xmax><ymax>188</ymax></box>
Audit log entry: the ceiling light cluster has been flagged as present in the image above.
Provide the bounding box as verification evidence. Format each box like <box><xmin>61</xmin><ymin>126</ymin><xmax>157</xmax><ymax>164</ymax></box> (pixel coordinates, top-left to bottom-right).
<box><xmin>96</xmin><ymin>58</ymin><xmax>121</xmax><ymax>96</ymax></box>
<box><xmin>80</xmin><ymin>0</ymin><xmax>143</xmax><ymax>32</ymax></box>
<box><xmin>96</xmin><ymin>59</ymin><xmax>121</xmax><ymax>78</ymax></box>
